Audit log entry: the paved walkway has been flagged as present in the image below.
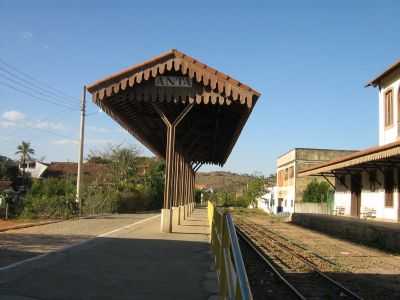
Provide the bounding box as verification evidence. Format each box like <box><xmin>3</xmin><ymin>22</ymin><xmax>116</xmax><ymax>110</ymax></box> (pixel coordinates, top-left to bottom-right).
<box><xmin>0</xmin><ymin>207</ymin><xmax>218</xmax><ymax>300</ymax></box>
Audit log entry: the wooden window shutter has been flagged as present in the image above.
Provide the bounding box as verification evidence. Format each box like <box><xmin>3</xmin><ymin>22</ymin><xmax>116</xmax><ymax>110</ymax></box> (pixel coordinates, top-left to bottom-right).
<box><xmin>385</xmin><ymin>89</ymin><xmax>393</xmax><ymax>127</ymax></box>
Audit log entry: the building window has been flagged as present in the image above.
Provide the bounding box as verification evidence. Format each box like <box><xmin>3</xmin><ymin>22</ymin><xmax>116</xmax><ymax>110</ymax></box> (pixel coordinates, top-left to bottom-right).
<box><xmin>288</xmin><ymin>166</ymin><xmax>294</xmax><ymax>179</ymax></box>
<box><xmin>384</xmin><ymin>169</ymin><xmax>394</xmax><ymax>208</ymax></box>
<box><xmin>277</xmin><ymin>170</ymin><xmax>284</xmax><ymax>186</ymax></box>
<box><xmin>398</xmin><ymin>87</ymin><xmax>400</xmax><ymax>126</ymax></box>
<box><xmin>384</xmin><ymin>89</ymin><xmax>393</xmax><ymax>127</ymax></box>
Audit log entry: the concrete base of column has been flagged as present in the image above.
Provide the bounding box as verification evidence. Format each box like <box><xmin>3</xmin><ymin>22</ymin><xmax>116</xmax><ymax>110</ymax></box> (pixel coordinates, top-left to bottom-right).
<box><xmin>172</xmin><ymin>206</ymin><xmax>179</xmax><ymax>228</ymax></box>
<box><xmin>179</xmin><ymin>205</ymin><xmax>185</xmax><ymax>224</ymax></box>
<box><xmin>186</xmin><ymin>204</ymin><xmax>190</xmax><ymax>217</ymax></box>
<box><xmin>160</xmin><ymin>208</ymin><xmax>172</xmax><ymax>233</ymax></box>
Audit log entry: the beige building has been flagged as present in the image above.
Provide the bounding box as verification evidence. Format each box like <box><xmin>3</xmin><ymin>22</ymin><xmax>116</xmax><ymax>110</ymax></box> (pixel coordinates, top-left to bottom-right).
<box><xmin>275</xmin><ymin>148</ymin><xmax>355</xmax><ymax>213</ymax></box>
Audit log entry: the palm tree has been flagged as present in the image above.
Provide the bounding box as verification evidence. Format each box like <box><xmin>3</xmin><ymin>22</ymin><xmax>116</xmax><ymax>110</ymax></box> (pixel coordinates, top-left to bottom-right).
<box><xmin>15</xmin><ymin>141</ymin><xmax>35</xmax><ymax>175</ymax></box>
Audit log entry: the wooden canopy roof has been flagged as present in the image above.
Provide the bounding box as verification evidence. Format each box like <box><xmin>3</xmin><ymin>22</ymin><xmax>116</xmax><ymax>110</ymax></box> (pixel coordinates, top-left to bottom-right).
<box><xmin>87</xmin><ymin>49</ymin><xmax>261</xmax><ymax>166</ymax></box>
<box><xmin>299</xmin><ymin>140</ymin><xmax>400</xmax><ymax>177</ymax></box>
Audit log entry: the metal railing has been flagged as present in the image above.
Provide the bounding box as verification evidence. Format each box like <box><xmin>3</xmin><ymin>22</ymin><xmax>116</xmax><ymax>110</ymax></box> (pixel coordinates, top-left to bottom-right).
<box><xmin>208</xmin><ymin>201</ymin><xmax>253</xmax><ymax>300</ymax></box>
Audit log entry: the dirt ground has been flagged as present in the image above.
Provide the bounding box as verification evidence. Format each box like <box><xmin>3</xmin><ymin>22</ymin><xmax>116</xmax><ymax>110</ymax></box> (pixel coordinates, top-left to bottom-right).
<box><xmin>233</xmin><ymin>209</ymin><xmax>400</xmax><ymax>300</ymax></box>
<box><xmin>0</xmin><ymin>219</ymin><xmax>50</xmax><ymax>231</ymax></box>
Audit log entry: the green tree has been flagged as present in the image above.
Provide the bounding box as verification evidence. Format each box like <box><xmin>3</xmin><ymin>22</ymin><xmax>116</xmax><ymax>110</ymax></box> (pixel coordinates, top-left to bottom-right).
<box><xmin>245</xmin><ymin>176</ymin><xmax>265</xmax><ymax>207</ymax></box>
<box><xmin>143</xmin><ymin>160</ymin><xmax>165</xmax><ymax>209</ymax></box>
<box><xmin>15</xmin><ymin>141</ymin><xmax>35</xmax><ymax>175</ymax></box>
<box><xmin>87</xmin><ymin>144</ymin><xmax>139</xmax><ymax>189</ymax></box>
<box><xmin>302</xmin><ymin>180</ymin><xmax>333</xmax><ymax>203</ymax></box>
<box><xmin>0</xmin><ymin>155</ymin><xmax>17</xmax><ymax>180</ymax></box>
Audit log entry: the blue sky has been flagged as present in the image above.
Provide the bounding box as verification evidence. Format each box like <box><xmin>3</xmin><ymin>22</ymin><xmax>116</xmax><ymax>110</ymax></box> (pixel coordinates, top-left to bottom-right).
<box><xmin>0</xmin><ymin>0</ymin><xmax>399</xmax><ymax>175</ymax></box>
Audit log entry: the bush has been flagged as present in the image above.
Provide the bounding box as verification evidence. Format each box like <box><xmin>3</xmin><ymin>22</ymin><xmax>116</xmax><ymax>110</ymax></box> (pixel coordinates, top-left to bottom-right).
<box><xmin>21</xmin><ymin>178</ymin><xmax>76</xmax><ymax>218</ymax></box>
<box><xmin>303</xmin><ymin>180</ymin><xmax>333</xmax><ymax>203</ymax></box>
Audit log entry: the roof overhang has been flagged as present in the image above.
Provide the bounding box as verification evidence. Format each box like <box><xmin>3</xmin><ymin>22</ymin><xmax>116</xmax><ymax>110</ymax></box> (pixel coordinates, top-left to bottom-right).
<box><xmin>299</xmin><ymin>140</ymin><xmax>400</xmax><ymax>177</ymax></box>
<box><xmin>366</xmin><ymin>59</ymin><xmax>400</xmax><ymax>87</ymax></box>
<box><xmin>86</xmin><ymin>49</ymin><xmax>261</xmax><ymax>166</ymax></box>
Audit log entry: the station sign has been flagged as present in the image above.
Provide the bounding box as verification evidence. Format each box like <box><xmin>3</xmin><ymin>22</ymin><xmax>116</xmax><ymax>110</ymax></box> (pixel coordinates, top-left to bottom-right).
<box><xmin>155</xmin><ymin>76</ymin><xmax>192</xmax><ymax>88</ymax></box>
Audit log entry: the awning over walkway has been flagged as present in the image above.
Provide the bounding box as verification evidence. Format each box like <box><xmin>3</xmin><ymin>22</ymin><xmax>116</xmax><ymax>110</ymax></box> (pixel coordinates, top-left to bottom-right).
<box><xmin>87</xmin><ymin>49</ymin><xmax>260</xmax><ymax>166</ymax></box>
<box><xmin>299</xmin><ymin>140</ymin><xmax>400</xmax><ymax>177</ymax></box>
<box><xmin>86</xmin><ymin>49</ymin><xmax>261</xmax><ymax>232</ymax></box>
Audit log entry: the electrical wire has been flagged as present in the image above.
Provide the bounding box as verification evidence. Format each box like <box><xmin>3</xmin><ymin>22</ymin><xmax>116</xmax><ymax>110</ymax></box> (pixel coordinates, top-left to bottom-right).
<box><xmin>0</xmin><ymin>57</ymin><xmax>79</xmax><ymax>104</ymax></box>
<box><xmin>0</xmin><ymin>73</ymin><xmax>78</xmax><ymax>109</ymax></box>
<box><xmin>0</xmin><ymin>81</ymin><xmax>77</xmax><ymax>110</ymax></box>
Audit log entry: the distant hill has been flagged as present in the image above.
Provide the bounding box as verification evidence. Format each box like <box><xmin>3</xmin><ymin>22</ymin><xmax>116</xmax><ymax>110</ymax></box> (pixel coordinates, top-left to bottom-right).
<box><xmin>195</xmin><ymin>171</ymin><xmax>255</xmax><ymax>193</ymax></box>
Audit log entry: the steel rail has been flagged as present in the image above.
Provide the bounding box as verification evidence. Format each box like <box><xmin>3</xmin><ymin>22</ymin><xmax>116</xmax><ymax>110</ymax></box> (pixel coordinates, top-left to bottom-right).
<box><xmin>253</xmin><ymin>227</ymin><xmax>364</xmax><ymax>300</ymax></box>
<box><xmin>236</xmin><ymin>226</ymin><xmax>307</xmax><ymax>300</ymax></box>
<box><xmin>236</xmin><ymin>225</ymin><xmax>364</xmax><ymax>300</ymax></box>
<box><xmin>252</xmin><ymin>224</ymin><xmax>338</xmax><ymax>267</ymax></box>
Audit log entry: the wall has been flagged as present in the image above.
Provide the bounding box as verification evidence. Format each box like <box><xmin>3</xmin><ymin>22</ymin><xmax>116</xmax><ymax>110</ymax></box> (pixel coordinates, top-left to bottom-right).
<box><xmin>257</xmin><ymin>187</ymin><xmax>276</xmax><ymax>214</ymax></box>
<box><xmin>291</xmin><ymin>213</ymin><xmax>400</xmax><ymax>253</ymax></box>
<box><xmin>334</xmin><ymin>175</ymin><xmax>352</xmax><ymax>215</ymax></box>
<box><xmin>275</xmin><ymin>149</ymin><xmax>356</xmax><ymax>215</ymax></box>
<box><xmin>379</xmin><ymin>68</ymin><xmax>400</xmax><ymax>145</ymax></box>
<box><xmin>295</xmin><ymin>149</ymin><xmax>355</xmax><ymax>202</ymax></box>
<box><xmin>276</xmin><ymin>150</ymin><xmax>295</xmax><ymax>214</ymax></box>
<box><xmin>294</xmin><ymin>202</ymin><xmax>331</xmax><ymax>214</ymax></box>
<box><xmin>277</xmin><ymin>149</ymin><xmax>295</xmax><ymax>167</ymax></box>
<box><xmin>334</xmin><ymin>171</ymin><xmax>400</xmax><ymax>222</ymax></box>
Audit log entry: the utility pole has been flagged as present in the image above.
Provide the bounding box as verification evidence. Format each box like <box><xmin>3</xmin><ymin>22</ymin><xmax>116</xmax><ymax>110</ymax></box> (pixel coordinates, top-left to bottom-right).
<box><xmin>76</xmin><ymin>85</ymin><xmax>86</xmax><ymax>214</ymax></box>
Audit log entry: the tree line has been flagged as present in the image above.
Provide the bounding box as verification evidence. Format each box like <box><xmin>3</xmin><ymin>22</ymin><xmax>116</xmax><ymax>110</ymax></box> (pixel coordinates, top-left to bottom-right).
<box><xmin>1</xmin><ymin>141</ymin><xmax>165</xmax><ymax>219</ymax></box>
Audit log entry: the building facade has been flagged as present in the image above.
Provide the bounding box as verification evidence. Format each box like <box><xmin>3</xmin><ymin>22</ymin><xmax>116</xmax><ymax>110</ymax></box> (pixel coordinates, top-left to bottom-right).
<box><xmin>300</xmin><ymin>59</ymin><xmax>400</xmax><ymax>222</ymax></box>
<box><xmin>19</xmin><ymin>161</ymin><xmax>48</xmax><ymax>179</ymax></box>
<box><xmin>378</xmin><ymin>62</ymin><xmax>400</xmax><ymax>145</ymax></box>
<box><xmin>274</xmin><ymin>148</ymin><xmax>354</xmax><ymax>214</ymax></box>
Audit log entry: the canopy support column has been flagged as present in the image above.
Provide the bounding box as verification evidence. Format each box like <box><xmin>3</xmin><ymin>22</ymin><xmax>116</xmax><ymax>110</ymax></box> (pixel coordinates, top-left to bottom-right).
<box><xmin>152</xmin><ymin>103</ymin><xmax>193</xmax><ymax>233</ymax></box>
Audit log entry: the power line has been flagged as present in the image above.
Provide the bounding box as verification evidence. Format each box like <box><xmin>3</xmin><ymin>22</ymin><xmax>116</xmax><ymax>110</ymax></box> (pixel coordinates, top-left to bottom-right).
<box><xmin>0</xmin><ymin>72</ymin><xmax>79</xmax><ymax>109</ymax></box>
<box><xmin>3</xmin><ymin>123</ymin><xmax>76</xmax><ymax>142</ymax></box>
<box><xmin>0</xmin><ymin>81</ymin><xmax>77</xmax><ymax>110</ymax></box>
<box><xmin>0</xmin><ymin>57</ymin><xmax>80</xmax><ymax>104</ymax></box>
<box><xmin>0</xmin><ymin>66</ymin><xmax>78</xmax><ymax>107</ymax></box>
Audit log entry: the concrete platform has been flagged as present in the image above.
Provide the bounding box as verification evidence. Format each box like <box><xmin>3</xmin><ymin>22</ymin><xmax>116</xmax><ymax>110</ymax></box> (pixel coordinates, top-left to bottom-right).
<box><xmin>292</xmin><ymin>213</ymin><xmax>400</xmax><ymax>253</ymax></box>
<box><xmin>0</xmin><ymin>207</ymin><xmax>217</xmax><ymax>300</ymax></box>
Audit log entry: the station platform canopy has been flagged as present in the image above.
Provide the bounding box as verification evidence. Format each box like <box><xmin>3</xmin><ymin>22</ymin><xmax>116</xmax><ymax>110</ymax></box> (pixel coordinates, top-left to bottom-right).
<box><xmin>299</xmin><ymin>140</ymin><xmax>400</xmax><ymax>177</ymax></box>
<box><xmin>87</xmin><ymin>49</ymin><xmax>261</xmax><ymax>166</ymax></box>
<box><xmin>86</xmin><ymin>49</ymin><xmax>261</xmax><ymax>232</ymax></box>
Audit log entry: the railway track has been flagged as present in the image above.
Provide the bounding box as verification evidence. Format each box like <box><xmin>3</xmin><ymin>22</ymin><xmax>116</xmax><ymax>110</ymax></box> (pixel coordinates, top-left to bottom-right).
<box><xmin>236</xmin><ymin>219</ymin><xmax>364</xmax><ymax>300</ymax></box>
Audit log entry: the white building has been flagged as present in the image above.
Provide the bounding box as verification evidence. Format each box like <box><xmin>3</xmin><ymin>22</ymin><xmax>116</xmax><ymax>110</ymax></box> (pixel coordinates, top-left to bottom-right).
<box><xmin>257</xmin><ymin>187</ymin><xmax>277</xmax><ymax>214</ymax></box>
<box><xmin>300</xmin><ymin>59</ymin><xmax>400</xmax><ymax>222</ymax></box>
<box><xmin>19</xmin><ymin>161</ymin><xmax>48</xmax><ymax>178</ymax></box>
